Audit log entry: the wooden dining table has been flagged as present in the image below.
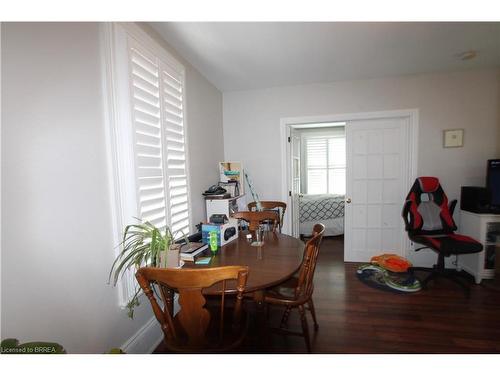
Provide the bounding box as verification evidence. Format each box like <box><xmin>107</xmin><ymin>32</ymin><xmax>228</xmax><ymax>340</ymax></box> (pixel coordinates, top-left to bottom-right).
<box><xmin>184</xmin><ymin>230</ymin><xmax>305</xmax><ymax>304</ymax></box>
<box><xmin>155</xmin><ymin>231</ymin><xmax>305</xmax><ymax>345</ymax></box>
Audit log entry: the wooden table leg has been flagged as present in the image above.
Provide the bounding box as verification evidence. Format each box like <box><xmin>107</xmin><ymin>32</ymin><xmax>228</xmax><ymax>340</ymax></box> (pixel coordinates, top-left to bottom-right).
<box><xmin>253</xmin><ymin>290</ymin><xmax>269</xmax><ymax>349</ymax></box>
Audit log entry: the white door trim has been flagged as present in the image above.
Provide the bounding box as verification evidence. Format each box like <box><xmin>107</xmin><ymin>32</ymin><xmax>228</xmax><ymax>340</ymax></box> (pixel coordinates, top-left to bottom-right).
<box><xmin>280</xmin><ymin>109</ymin><xmax>419</xmax><ymax>256</ymax></box>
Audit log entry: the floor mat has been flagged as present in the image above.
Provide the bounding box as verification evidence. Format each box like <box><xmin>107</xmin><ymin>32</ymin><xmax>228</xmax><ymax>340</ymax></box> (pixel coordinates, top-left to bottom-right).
<box><xmin>356</xmin><ymin>264</ymin><xmax>422</xmax><ymax>293</ymax></box>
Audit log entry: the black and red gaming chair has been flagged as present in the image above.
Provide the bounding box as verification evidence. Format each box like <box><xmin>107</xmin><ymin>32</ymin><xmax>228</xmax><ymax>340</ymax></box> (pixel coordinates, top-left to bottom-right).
<box><xmin>402</xmin><ymin>177</ymin><xmax>482</xmax><ymax>292</ymax></box>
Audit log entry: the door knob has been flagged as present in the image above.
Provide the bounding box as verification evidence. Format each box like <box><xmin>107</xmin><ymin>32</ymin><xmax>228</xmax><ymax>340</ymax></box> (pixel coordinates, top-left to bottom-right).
<box><xmin>346</xmin><ymin>198</ymin><xmax>352</xmax><ymax>204</ymax></box>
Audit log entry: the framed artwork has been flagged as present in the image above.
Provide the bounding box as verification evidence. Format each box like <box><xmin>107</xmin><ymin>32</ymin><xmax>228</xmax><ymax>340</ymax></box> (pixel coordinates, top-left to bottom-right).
<box><xmin>443</xmin><ymin>129</ymin><xmax>464</xmax><ymax>148</ymax></box>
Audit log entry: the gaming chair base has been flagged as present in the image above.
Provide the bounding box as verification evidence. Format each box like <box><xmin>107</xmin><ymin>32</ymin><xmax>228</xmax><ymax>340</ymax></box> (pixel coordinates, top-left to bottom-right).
<box><xmin>409</xmin><ymin>253</ymin><xmax>472</xmax><ymax>296</ymax></box>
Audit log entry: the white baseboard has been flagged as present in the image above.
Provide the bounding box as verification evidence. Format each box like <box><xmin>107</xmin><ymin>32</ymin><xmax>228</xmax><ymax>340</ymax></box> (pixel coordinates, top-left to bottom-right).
<box><xmin>121</xmin><ymin>316</ymin><xmax>163</xmax><ymax>354</ymax></box>
<box><xmin>121</xmin><ymin>294</ymin><xmax>179</xmax><ymax>354</ymax></box>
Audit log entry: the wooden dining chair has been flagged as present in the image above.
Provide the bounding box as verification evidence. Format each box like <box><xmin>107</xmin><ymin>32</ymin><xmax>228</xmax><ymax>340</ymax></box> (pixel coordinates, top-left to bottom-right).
<box><xmin>136</xmin><ymin>265</ymin><xmax>249</xmax><ymax>353</ymax></box>
<box><xmin>264</xmin><ymin>223</ymin><xmax>325</xmax><ymax>352</ymax></box>
<box><xmin>247</xmin><ymin>201</ymin><xmax>287</xmax><ymax>232</ymax></box>
<box><xmin>231</xmin><ymin>210</ymin><xmax>279</xmax><ymax>232</ymax></box>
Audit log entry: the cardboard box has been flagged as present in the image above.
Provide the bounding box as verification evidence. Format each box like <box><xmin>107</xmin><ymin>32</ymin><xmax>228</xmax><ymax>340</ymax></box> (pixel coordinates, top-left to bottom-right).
<box><xmin>202</xmin><ymin>218</ymin><xmax>238</xmax><ymax>247</ymax></box>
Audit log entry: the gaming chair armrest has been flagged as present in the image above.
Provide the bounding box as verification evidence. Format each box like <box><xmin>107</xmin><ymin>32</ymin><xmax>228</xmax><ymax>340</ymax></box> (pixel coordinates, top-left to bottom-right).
<box><xmin>402</xmin><ymin>200</ymin><xmax>412</xmax><ymax>231</ymax></box>
<box><xmin>449</xmin><ymin>199</ymin><xmax>458</xmax><ymax>217</ymax></box>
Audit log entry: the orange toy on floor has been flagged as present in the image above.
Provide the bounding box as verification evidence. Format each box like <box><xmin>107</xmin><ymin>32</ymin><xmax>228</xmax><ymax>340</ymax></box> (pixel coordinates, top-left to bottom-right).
<box><xmin>370</xmin><ymin>254</ymin><xmax>412</xmax><ymax>273</ymax></box>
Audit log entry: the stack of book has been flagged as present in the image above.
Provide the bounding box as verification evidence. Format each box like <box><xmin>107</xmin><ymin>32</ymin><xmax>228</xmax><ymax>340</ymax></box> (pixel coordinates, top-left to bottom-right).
<box><xmin>180</xmin><ymin>242</ymin><xmax>209</xmax><ymax>262</ymax></box>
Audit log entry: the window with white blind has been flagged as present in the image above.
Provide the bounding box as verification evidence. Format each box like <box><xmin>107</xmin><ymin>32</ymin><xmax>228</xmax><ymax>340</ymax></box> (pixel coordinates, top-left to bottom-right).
<box><xmin>129</xmin><ymin>43</ymin><xmax>190</xmax><ymax>236</ymax></box>
<box><xmin>305</xmin><ymin>136</ymin><xmax>346</xmax><ymax>195</ymax></box>
<box><xmin>103</xmin><ymin>23</ymin><xmax>191</xmax><ymax>304</ymax></box>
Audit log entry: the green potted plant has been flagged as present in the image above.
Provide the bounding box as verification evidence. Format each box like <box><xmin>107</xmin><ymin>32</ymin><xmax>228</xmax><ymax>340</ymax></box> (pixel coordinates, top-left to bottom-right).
<box><xmin>108</xmin><ymin>219</ymin><xmax>185</xmax><ymax>319</ymax></box>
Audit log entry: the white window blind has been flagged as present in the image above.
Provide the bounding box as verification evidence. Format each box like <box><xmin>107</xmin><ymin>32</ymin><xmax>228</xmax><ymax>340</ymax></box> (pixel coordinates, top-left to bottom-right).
<box><xmin>130</xmin><ymin>47</ymin><xmax>167</xmax><ymax>230</ymax></box>
<box><xmin>162</xmin><ymin>65</ymin><xmax>190</xmax><ymax>236</ymax></box>
<box><xmin>305</xmin><ymin>136</ymin><xmax>346</xmax><ymax>195</ymax></box>
<box><xmin>104</xmin><ymin>23</ymin><xmax>191</xmax><ymax>305</ymax></box>
<box><xmin>306</xmin><ymin>138</ymin><xmax>327</xmax><ymax>194</ymax></box>
<box><xmin>128</xmin><ymin>39</ymin><xmax>190</xmax><ymax>238</ymax></box>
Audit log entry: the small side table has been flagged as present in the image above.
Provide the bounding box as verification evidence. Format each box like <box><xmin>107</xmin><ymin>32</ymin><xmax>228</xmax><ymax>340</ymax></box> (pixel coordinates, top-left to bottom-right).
<box><xmin>457</xmin><ymin>210</ymin><xmax>500</xmax><ymax>284</ymax></box>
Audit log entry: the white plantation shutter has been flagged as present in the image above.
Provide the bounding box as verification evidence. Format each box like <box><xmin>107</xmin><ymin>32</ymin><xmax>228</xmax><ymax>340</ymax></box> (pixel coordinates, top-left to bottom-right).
<box><xmin>128</xmin><ymin>38</ymin><xmax>191</xmax><ymax>238</ymax></box>
<box><xmin>306</xmin><ymin>138</ymin><xmax>328</xmax><ymax>168</ymax></box>
<box><xmin>305</xmin><ymin>135</ymin><xmax>346</xmax><ymax>195</ymax></box>
<box><xmin>129</xmin><ymin>46</ymin><xmax>169</xmax><ymax>230</ymax></box>
<box><xmin>306</xmin><ymin>138</ymin><xmax>328</xmax><ymax>194</ymax></box>
<box><xmin>105</xmin><ymin>24</ymin><xmax>192</xmax><ymax>305</ymax></box>
<box><xmin>162</xmin><ymin>66</ymin><xmax>190</xmax><ymax>236</ymax></box>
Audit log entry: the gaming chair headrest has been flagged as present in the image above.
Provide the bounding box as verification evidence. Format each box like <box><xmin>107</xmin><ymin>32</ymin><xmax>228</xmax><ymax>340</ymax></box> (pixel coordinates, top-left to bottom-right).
<box><xmin>404</xmin><ymin>176</ymin><xmax>457</xmax><ymax>235</ymax></box>
<box><xmin>417</xmin><ymin>177</ymin><xmax>440</xmax><ymax>193</ymax></box>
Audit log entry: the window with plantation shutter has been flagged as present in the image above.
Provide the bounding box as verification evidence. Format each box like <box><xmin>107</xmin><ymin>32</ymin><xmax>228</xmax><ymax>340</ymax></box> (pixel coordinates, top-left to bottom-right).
<box><xmin>305</xmin><ymin>135</ymin><xmax>346</xmax><ymax>195</ymax></box>
<box><xmin>128</xmin><ymin>42</ymin><xmax>190</xmax><ymax>237</ymax></box>
<box><xmin>104</xmin><ymin>23</ymin><xmax>191</xmax><ymax>305</ymax></box>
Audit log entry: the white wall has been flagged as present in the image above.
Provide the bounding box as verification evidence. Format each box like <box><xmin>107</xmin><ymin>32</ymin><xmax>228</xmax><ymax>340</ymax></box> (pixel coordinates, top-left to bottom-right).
<box><xmin>1</xmin><ymin>22</ymin><xmax>223</xmax><ymax>353</ymax></box>
<box><xmin>223</xmin><ymin>69</ymin><xmax>500</xmax><ymax>263</ymax></box>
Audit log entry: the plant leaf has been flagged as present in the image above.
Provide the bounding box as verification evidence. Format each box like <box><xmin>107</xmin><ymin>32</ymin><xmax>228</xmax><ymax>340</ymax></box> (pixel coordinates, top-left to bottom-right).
<box><xmin>109</xmin><ymin>217</ymin><xmax>177</xmax><ymax>318</ymax></box>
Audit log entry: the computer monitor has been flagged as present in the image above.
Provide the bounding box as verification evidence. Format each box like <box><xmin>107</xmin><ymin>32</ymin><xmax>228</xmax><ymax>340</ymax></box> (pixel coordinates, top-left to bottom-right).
<box><xmin>486</xmin><ymin>159</ymin><xmax>500</xmax><ymax>208</ymax></box>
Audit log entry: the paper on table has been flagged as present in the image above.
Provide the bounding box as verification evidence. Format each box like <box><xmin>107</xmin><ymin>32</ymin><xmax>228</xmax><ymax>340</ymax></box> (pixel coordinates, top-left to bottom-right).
<box><xmin>195</xmin><ymin>257</ymin><xmax>212</xmax><ymax>265</ymax></box>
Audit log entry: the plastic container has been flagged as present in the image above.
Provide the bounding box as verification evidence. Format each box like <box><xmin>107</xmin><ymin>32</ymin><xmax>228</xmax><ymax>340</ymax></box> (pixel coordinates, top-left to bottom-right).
<box><xmin>209</xmin><ymin>230</ymin><xmax>218</xmax><ymax>253</ymax></box>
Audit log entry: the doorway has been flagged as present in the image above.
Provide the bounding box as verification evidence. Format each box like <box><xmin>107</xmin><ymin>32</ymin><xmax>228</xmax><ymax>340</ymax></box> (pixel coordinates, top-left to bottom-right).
<box><xmin>289</xmin><ymin>122</ymin><xmax>347</xmax><ymax>241</ymax></box>
<box><xmin>281</xmin><ymin>110</ymin><xmax>418</xmax><ymax>262</ymax></box>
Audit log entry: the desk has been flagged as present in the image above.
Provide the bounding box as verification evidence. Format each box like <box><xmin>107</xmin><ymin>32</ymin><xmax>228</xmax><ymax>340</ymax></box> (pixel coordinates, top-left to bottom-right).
<box><xmin>185</xmin><ymin>231</ymin><xmax>305</xmax><ymax>294</ymax></box>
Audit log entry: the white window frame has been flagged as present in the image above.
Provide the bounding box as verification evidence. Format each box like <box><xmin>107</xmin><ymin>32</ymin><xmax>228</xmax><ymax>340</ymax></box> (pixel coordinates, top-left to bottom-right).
<box><xmin>101</xmin><ymin>22</ymin><xmax>193</xmax><ymax>306</ymax></box>
<box><xmin>302</xmin><ymin>130</ymin><xmax>346</xmax><ymax>195</ymax></box>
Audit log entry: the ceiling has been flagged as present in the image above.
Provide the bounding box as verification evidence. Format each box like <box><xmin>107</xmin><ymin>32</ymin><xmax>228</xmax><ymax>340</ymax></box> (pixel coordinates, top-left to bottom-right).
<box><xmin>150</xmin><ymin>22</ymin><xmax>500</xmax><ymax>92</ymax></box>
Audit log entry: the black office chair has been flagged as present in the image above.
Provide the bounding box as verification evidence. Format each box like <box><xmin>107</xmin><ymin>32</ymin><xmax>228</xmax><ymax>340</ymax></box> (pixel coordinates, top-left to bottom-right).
<box><xmin>402</xmin><ymin>177</ymin><xmax>483</xmax><ymax>293</ymax></box>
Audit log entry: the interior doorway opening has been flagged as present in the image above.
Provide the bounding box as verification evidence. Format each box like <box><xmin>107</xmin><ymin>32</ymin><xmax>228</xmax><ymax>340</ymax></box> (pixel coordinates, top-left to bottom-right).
<box><xmin>281</xmin><ymin>110</ymin><xmax>418</xmax><ymax>263</ymax></box>
<box><xmin>289</xmin><ymin>122</ymin><xmax>347</xmax><ymax>247</ymax></box>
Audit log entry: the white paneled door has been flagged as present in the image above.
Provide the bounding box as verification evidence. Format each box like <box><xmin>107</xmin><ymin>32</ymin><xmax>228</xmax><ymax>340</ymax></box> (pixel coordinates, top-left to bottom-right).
<box><xmin>344</xmin><ymin>117</ymin><xmax>410</xmax><ymax>262</ymax></box>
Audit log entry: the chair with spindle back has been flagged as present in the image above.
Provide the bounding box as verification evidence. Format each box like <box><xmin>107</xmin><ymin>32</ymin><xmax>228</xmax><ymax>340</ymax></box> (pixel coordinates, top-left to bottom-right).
<box><xmin>231</xmin><ymin>210</ymin><xmax>279</xmax><ymax>232</ymax></box>
<box><xmin>264</xmin><ymin>223</ymin><xmax>325</xmax><ymax>352</ymax></box>
<box><xmin>248</xmin><ymin>201</ymin><xmax>287</xmax><ymax>233</ymax></box>
<box><xmin>136</xmin><ymin>266</ymin><xmax>249</xmax><ymax>353</ymax></box>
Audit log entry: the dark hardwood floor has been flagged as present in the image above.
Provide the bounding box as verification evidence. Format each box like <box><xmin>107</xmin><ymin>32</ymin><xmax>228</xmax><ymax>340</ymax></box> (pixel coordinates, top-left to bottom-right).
<box><xmin>155</xmin><ymin>236</ymin><xmax>500</xmax><ymax>353</ymax></box>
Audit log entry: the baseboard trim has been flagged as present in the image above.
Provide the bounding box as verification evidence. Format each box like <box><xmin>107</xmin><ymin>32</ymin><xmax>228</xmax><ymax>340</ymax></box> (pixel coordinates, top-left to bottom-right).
<box><xmin>121</xmin><ymin>316</ymin><xmax>163</xmax><ymax>354</ymax></box>
<box><xmin>121</xmin><ymin>294</ymin><xmax>179</xmax><ymax>354</ymax></box>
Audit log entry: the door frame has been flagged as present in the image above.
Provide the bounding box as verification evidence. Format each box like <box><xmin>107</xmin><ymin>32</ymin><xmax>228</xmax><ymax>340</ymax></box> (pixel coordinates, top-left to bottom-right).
<box><xmin>280</xmin><ymin>109</ymin><xmax>419</xmax><ymax>256</ymax></box>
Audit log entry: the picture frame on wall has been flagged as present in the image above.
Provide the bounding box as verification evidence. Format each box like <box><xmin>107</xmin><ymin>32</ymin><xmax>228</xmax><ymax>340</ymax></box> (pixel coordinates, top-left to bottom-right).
<box><xmin>443</xmin><ymin>129</ymin><xmax>464</xmax><ymax>148</ymax></box>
